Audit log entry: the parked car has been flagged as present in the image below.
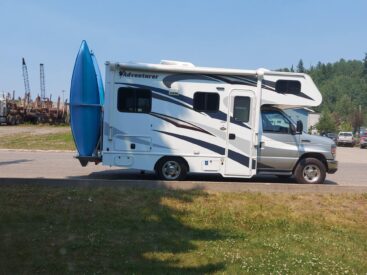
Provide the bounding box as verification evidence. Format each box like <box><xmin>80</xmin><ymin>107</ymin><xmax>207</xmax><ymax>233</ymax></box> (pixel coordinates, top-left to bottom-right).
<box><xmin>337</xmin><ymin>132</ymin><xmax>355</xmax><ymax>147</ymax></box>
<box><xmin>360</xmin><ymin>133</ymin><xmax>367</xmax><ymax>149</ymax></box>
<box><xmin>325</xmin><ymin>132</ymin><xmax>337</xmax><ymax>143</ymax></box>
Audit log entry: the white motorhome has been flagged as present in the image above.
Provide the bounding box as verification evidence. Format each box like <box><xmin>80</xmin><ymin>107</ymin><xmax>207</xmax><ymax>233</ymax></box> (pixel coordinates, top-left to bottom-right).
<box><xmin>71</xmin><ymin>49</ymin><xmax>337</xmax><ymax>184</ymax></box>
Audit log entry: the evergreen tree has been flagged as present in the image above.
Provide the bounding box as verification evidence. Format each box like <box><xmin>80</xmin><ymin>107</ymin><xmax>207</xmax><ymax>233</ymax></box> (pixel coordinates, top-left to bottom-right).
<box><xmin>335</xmin><ymin>94</ymin><xmax>354</xmax><ymax>123</ymax></box>
<box><xmin>363</xmin><ymin>53</ymin><xmax>367</xmax><ymax>76</ymax></box>
<box><xmin>297</xmin><ymin>59</ymin><xmax>305</xmax><ymax>73</ymax></box>
<box><xmin>278</xmin><ymin>56</ymin><xmax>367</xmax><ymax>131</ymax></box>
<box><xmin>290</xmin><ymin>65</ymin><xmax>294</xmax><ymax>72</ymax></box>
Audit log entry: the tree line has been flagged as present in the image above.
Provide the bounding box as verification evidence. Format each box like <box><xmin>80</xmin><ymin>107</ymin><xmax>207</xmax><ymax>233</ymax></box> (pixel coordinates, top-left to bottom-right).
<box><xmin>279</xmin><ymin>54</ymin><xmax>367</xmax><ymax>134</ymax></box>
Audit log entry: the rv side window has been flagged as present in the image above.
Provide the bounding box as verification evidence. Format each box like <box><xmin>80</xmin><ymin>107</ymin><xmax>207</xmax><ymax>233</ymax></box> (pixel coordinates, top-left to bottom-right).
<box><xmin>193</xmin><ymin>92</ymin><xmax>219</xmax><ymax>112</ymax></box>
<box><xmin>233</xmin><ymin>96</ymin><xmax>250</xmax><ymax>123</ymax></box>
<box><xmin>117</xmin><ymin>87</ymin><xmax>151</xmax><ymax>113</ymax></box>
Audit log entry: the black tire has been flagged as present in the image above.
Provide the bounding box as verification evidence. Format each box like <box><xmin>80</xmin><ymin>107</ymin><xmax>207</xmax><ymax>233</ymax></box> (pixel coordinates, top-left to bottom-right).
<box><xmin>294</xmin><ymin>158</ymin><xmax>326</xmax><ymax>184</ymax></box>
<box><xmin>156</xmin><ymin>157</ymin><xmax>188</xmax><ymax>181</ymax></box>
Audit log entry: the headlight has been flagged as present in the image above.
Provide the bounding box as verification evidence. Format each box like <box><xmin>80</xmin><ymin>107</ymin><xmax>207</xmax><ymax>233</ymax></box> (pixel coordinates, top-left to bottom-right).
<box><xmin>331</xmin><ymin>145</ymin><xmax>336</xmax><ymax>158</ymax></box>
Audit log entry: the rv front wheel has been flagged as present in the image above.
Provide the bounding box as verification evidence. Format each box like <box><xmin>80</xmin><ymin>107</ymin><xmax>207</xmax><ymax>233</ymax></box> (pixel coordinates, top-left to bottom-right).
<box><xmin>156</xmin><ymin>157</ymin><xmax>188</xmax><ymax>181</ymax></box>
<box><xmin>295</xmin><ymin>158</ymin><xmax>326</xmax><ymax>184</ymax></box>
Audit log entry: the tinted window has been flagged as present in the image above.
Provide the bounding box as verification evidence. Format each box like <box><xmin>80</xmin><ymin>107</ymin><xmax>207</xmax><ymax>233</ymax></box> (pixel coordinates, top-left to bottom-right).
<box><xmin>117</xmin><ymin>87</ymin><xmax>151</xmax><ymax>113</ymax></box>
<box><xmin>275</xmin><ymin>80</ymin><xmax>301</xmax><ymax>94</ymax></box>
<box><xmin>261</xmin><ymin>110</ymin><xmax>291</xmax><ymax>134</ymax></box>
<box><xmin>339</xmin><ymin>133</ymin><xmax>352</xmax><ymax>137</ymax></box>
<box><xmin>233</xmin><ymin>96</ymin><xmax>250</xmax><ymax>123</ymax></box>
<box><xmin>193</xmin><ymin>92</ymin><xmax>219</xmax><ymax>112</ymax></box>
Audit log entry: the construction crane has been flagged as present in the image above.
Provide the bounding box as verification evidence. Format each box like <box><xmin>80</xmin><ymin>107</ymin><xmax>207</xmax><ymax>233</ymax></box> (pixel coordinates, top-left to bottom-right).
<box><xmin>40</xmin><ymin>63</ymin><xmax>46</xmax><ymax>100</ymax></box>
<box><xmin>22</xmin><ymin>58</ymin><xmax>31</xmax><ymax>105</ymax></box>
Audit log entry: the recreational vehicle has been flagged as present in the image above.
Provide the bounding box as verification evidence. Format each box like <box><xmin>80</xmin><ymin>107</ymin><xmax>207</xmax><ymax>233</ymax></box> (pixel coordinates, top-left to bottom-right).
<box><xmin>70</xmin><ymin>41</ymin><xmax>337</xmax><ymax>184</ymax></box>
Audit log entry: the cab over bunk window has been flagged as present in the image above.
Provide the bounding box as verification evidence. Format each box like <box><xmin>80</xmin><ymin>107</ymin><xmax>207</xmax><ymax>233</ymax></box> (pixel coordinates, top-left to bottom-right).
<box><xmin>117</xmin><ymin>87</ymin><xmax>151</xmax><ymax>113</ymax></box>
<box><xmin>275</xmin><ymin>80</ymin><xmax>301</xmax><ymax>95</ymax></box>
<box><xmin>193</xmin><ymin>92</ymin><xmax>219</xmax><ymax>112</ymax></box>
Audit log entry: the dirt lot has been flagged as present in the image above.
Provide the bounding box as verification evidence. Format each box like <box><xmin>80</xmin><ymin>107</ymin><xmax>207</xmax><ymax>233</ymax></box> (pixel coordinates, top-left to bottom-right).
<box><xmin>0</xmin><ymin>125</ymin><xmax>366</xmax><ymax>191</ymax></box>
<box><xmin>335</xmin><ymin>145</ymin><xmax>367</xmax><ymax>164</ymax></box>
<box><xmin>0</xmin><ymin>147</ymin><xmax>366</xmax><ymax>193</ymax></box>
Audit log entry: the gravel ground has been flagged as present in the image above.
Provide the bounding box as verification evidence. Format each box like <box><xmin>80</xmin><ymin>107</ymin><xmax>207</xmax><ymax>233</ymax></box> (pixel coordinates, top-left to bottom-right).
<box><xmin>0</xmin><ymin>125</ymin><xmax>366</xmax><ymax>191</ymax></box>
<box><xmin>334</xmin><ymin>145</ymin><xmax>367</xmax><ymax>164</ymax></box>
<box><xmin>0</xmin><ymin>147</ymin><xmax>366</xmax><ymax>193</ymax></box>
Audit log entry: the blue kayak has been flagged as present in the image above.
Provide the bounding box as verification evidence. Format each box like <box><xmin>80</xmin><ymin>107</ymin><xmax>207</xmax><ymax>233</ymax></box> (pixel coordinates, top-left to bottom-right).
<box><xmin>70</xmin><ymin>41</ymin><xmax>104</xmax><ymax>157</ymax></box>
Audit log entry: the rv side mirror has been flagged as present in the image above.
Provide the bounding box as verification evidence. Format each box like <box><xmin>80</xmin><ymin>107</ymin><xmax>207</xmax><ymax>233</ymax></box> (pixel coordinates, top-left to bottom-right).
<box><xmin>290</xmin><ymin>123</ymin><xmax>296</xmax><ymax>134</ymax></box>
<box><xmin>296</xmin><ymin>120</ymin><xmax>303</xmax><ymax>134</ymax></box>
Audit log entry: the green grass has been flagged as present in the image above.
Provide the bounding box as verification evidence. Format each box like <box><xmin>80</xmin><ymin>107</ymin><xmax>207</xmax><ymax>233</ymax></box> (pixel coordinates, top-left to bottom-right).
<box><xmin>0</xmin><ymin>186</ymin><xmax>366</xmax><ymax>274</ymax></box>
<box><xmin>0</xmin><ymin>127</ymin><xmax>75</xmax><ymax>150</ymax></box>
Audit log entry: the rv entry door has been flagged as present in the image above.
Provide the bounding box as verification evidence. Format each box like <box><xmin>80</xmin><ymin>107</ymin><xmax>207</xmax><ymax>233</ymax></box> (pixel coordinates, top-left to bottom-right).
<box><xmin>225</xmin><ymin>89</ymin><xmax>256</xmax><ymax>177</ymax></box>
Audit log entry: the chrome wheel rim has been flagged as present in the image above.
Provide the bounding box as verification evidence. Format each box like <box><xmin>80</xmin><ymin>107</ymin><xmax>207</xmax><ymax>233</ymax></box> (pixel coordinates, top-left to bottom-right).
<box><xmin>162</xmin><ymin>161</ymin><xmax>181</xmax><ymax>180</ymax></box>
<box><xmin>303</xmin><ymin>164</ymin><xmax>320</xmax><ymax>183</ymax></box>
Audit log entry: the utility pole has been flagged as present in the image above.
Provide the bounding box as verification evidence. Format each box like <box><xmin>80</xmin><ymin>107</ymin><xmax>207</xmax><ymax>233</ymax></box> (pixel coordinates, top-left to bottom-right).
<box><xmin>40</xmin><ymin>64</ymin><xmax>46</xmax><ymax>100</ymax></box>
<box><xmin>359</xmin><ymin>104</ymin><xmax>362</xmax><ymax>136</ymax></box>
<box><xmin>62</xmin><ymin>90</ymin><xmax>65</xmax><ymax>102</ymax></box>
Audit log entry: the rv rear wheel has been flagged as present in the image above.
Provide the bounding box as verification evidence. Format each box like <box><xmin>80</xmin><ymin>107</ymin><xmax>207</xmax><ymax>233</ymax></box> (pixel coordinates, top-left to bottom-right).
<box><xmin>294</xmin><ymin>158</ymin><xmax>326</xmax><ymax>184</ymax></box>
<box><xmin>156</xmin><ymin>157</ymin><xmax>188</xmax><ymax>181</ymax></box>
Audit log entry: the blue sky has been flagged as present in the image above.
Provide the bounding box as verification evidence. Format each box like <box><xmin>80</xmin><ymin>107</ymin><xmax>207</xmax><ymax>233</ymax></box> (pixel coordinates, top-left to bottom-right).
<box><xmin>0</xmin><ymin>0</ymin><xmax>366</xmax><ymax>100</ymax></box>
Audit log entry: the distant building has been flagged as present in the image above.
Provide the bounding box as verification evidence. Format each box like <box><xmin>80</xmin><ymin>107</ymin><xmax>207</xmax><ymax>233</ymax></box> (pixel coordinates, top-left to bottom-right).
<box><xmin>284</xmin><ymin>108</ymin><xmax>320</xmax><ymax>134</ymax></box>
<box><xmin>308</xmin><ymin>113</ymin><xmax>321</xmax><ymax>134</ymax></box>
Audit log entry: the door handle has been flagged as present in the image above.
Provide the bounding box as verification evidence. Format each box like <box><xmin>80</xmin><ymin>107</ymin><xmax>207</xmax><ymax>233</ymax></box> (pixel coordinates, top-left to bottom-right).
<box><xmin>229</xmin><ymin>133</ymin><xmax>236</xmax><ymax>140</ymax></box>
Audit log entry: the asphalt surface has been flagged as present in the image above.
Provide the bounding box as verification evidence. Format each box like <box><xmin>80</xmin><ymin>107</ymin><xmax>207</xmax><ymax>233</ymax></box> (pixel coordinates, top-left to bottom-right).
<box><xmin>0</xmin><ymin>147</ymin><xmax>366</xmax><ymax>193</ymax></box>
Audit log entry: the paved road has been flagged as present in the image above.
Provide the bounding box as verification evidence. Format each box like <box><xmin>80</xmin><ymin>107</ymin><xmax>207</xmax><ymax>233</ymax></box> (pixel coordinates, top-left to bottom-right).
<box><xmin>327</xmin><ymin>146</ymin><xmax>367</xmax><ymax>187</ymax></box>
<box><xmin>0</xmin><ymin>147</ymin><xmax>366</xmax><ymax>193</ymax></box>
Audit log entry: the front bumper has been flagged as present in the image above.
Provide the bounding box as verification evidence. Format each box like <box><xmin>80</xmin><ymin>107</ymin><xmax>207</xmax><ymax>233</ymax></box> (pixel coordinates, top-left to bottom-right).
<box><xmin>327</xmin><ymin>160</ymin><xmax>338</xmax><ymax>174</ymax></box>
